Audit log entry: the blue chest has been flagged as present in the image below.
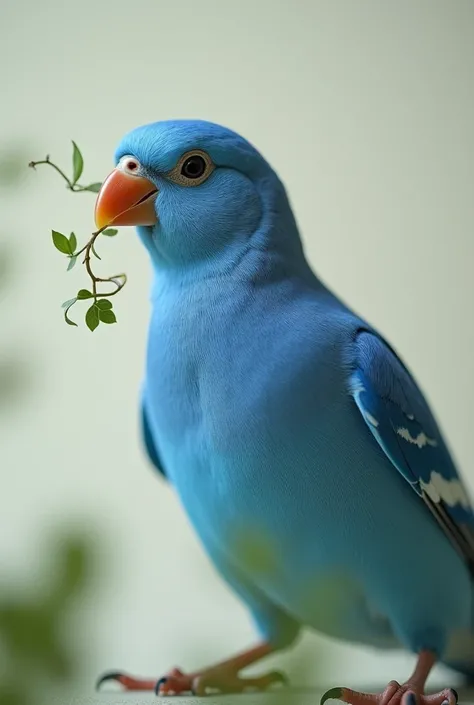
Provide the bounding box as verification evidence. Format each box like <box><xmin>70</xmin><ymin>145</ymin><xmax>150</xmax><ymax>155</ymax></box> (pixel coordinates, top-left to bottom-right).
<box><xmin>144</xmin><ymin>278</ymin><xmax>356</xmax><ymax>550</ymax></box>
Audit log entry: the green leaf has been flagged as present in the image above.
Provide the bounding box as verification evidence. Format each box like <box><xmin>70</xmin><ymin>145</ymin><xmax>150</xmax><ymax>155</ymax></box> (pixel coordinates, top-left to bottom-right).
<box><xmin>63</xmin><ymin>298</ymin><xmax>78</xmax><ymax>326</ymax></box>
<box><xmin>85</xmin><ymin>304</ymin><xmax>99</xmax><ymax>332</ymax></box>
<box><xmin>111</xmin><ymin>274</ymin><xmax>127</xmax><ymax>288</ymax></box>
<box><xmin>65</xmin><ymin>313</ymin><xmax>78</xmax><ymax>327</ymax></box>
<box><xmin>91</xmin><ymin>241</ymin><xmax>101</xmax><ymax>260</ymax></box>
<box><xmin>102</xmin><ymin>228</ymin><xmax>118</xmax><ymax>237</ymax></box>
<box><xmin>77</xmin><ymin>289</ymin><xmax>93</xmax><ymax>299</ymax></box>
<box><xmin>61</xmin><ymin>297</ymin><xmax>77</xmax><ymax>309</ymax></box>
<box><xmin>69</xmin><ymin>232</ymin><xmax>77</xmax><ymax>253</ymax></box>
<box><xmin>98</xmin><ymin>309</ymin><xmax>116</xmax><ymax>324</ymax></box>
<box><xmin>52</xmin><ymin>230</ymin><xmax>73</xmax><ymax>255</ymax></box>
<box><xmin>96</xmin><ymin>299</ymin><xmax>112</xmax><ymax>310</ymax></box>
<box><xmin>83</xmin><ymin>182</ymin><xmax>102</xmax><ymax>193</ymax></box>
<box><xmin>67</xmin><ymin>255</ymin><xmax>77</xmax><ymax>271</ymax></box>
<box><xmin>71</xmin><ymin>141</ymin><xmax>84</xmax><ymax>185</ymax></box>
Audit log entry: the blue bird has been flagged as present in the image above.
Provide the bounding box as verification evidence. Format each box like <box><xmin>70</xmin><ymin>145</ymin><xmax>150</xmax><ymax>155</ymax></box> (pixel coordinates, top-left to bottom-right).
<box><xmin>94</xmin><ymin>120</ymin><xmax>474</xmax><ymax>702</ymax></box>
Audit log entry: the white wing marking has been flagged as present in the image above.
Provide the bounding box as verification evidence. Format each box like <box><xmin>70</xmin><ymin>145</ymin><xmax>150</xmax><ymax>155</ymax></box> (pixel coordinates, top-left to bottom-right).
<box><xmin>396</xmin><ymin>427</ymin><xmax>438</xmax><ymax>449</ymax></box>
<box><xmin>420</xmin><ymin>471</ymin><xmax>471</xmax><ymax>509</ymax></box>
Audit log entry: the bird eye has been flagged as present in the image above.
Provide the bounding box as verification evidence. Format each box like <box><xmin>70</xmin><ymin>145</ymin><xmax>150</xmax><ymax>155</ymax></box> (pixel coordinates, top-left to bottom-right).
<box><xmin>118</xmin><ymin>156</ymin><xmax>142</xmax><ymax>175</ymax></box>
<box><xmin>181</xmin><ymin>155</ymin><xmax>206</xmax><ymax>179</ymax></box>
<box><xmin>168</xmin><ymin>150</ymin><xmax>214</xmax><ymax>187</ymax></box>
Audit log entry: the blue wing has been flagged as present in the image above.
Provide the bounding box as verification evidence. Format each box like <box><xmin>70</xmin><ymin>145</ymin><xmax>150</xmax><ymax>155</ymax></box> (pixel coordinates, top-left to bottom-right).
<box><xmin>141</xmin><ymin>397</ymin><xmax>167</xmax><ymax>480</ymax></box>
<box><xmin>350</xmin><ymin>330</ymin><xmax>474</xmax><ymax>572</ymax></box>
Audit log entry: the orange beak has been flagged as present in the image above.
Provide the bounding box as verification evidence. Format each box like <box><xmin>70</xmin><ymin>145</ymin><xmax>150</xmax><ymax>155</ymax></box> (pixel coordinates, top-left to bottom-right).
<box><xmin>94</xmin><ymin>169</ymin><xmax>158</xmax><ymax>230</ymax></box>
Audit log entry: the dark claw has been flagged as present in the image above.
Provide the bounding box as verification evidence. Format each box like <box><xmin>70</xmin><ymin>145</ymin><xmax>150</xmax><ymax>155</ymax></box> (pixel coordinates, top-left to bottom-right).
<box><xmin>406</xmin><ymin>692</ymin><xmax>417</xmax><ymax>705</ymax></box>
<box><xmin>154</xmin><ymin>677</ymin><xmax>168</xmax><ymax>695</ymax></box>
<box><xmin>450</xmin><ymin>689</ymin><xmax>459</xmax><ymax>703</ymax></box>
<box><xmin>96</xmin><ymin>671</ymin><xmax>124</xmax><ymax>691</ymax></box>
<box><xmin>321</xmin><ymin>687</ymin><xmax>344</xmax><ymax>705</ymax></box>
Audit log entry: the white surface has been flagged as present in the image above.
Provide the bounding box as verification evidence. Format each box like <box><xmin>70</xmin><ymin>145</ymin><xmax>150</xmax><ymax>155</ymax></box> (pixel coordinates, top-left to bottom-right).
<box><xmin>0</xmin><ymin>0</ymin><xmax>473</xmax><ymax>691</ymax></box>
<box><xmin>58</xmin><ymin>690</ymin><xmax>474</xmax><ymax>705</ymax></box>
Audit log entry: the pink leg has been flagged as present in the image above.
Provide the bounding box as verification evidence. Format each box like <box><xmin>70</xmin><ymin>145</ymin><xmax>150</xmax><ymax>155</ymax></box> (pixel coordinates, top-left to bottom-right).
<box><xmin>321</xmin><ymin>651</ymin><xmax>458</xmax><ymax>705</ymax></box>
<box><xmin>97</xmin><ymin>641</ymin><xmax>288</xmax><ymax>696</ymax></box>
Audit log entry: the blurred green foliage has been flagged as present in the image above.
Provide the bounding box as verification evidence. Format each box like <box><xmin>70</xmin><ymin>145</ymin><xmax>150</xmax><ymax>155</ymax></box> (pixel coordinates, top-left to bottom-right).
<box><xmin>0</xmin><ymin>147</ymin><xmax>101</xmax><ymax>705</ymax></box>
<box><xmin>231</xmin><ymin>524</ymin><xmax>332</xmax><ymax>693</ymax></box>
<box><xmin>0</xmin><ymin>146</ymin><xmax>27</xmax><ymax>189</ymax></box>
<box><xmin>0</xmin><ymin>533</ymin><xmax>95</xmax><ymax>705</ymax></box>
<box><xmin>0</xmin><ymin>148</ymin><xmax>30</xmax><ymax>410</ymax></box>
<box><xmin>0</xmin><ymin>247</ymin><xmax>30</xmax><ymax>407</ymax></box>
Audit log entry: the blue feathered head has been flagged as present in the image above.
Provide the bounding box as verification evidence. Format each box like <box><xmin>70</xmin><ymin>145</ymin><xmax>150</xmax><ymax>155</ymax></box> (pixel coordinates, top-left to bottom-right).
<box><xmin>95</xmin><ymin>119</ymin><xmax>302</xmax><ymax>274</ymax></box>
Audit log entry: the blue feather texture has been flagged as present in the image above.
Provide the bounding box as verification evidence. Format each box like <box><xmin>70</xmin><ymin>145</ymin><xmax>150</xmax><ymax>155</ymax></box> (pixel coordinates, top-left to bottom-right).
<box><xmin>350</xmin><ymin>331</ymin><xmax>474</xmax><ymax>568</ymax></box>
<box><xmin>111</xmin><ymin>119</ymin><xmax>474</xmax><ymax>678</ymax></box>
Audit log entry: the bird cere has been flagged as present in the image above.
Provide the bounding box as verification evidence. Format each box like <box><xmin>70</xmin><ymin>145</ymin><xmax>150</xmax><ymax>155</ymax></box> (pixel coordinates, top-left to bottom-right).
<box><xmin>34</xmin><ymin>120</ymin><xmax>474</xmax><ymax>699</ymax></box>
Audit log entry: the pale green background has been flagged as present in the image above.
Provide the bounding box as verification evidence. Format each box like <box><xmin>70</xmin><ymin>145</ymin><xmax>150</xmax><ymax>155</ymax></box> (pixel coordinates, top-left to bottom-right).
<box><xmin>1</xmin><ymin>0</ymin><xmax>473</xmax><ymax>694</ymax></box>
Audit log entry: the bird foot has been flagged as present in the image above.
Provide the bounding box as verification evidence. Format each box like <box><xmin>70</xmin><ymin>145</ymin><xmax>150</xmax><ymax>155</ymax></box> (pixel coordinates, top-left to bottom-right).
<box><xmin>157</xmin><ymin>665</ymin><xmax>287</xmax><ymax>696</ymax></box>
<box><xmin>321</xmin><ymin>681</ymin><xmax>459</xmax><ymax>705</ymax></box>
<box><xmin>96</xmin><ymin>670</ymin><xmax>157</xmax><ymax>692</ymax></box>
<box><xmin>97</xmin><ymin>665</ymin><xmax>288</xmax><ymax>696</ymax></box>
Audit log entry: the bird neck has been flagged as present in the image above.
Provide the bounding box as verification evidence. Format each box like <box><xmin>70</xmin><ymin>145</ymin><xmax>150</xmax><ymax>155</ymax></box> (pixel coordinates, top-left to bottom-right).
<box><xmin>147</xmin><ymin>175</ymin><xmax>319</xmax><ymax>293</ymax></box>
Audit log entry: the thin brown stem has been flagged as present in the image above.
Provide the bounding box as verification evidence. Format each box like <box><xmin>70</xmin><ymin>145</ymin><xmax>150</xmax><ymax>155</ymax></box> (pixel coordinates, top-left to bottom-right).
<box><xmin>79</xmin><ymin>227</ymin><xmax>126</xmax><ymax>300</ymax></box>
<box><xmin>82</xmin><ymin>230</ymin><xmax>102</xmax><ymax>299</ymax></box>
<box><xmin>29</xmin><ymin>157</ymin><xmax>74</xmax><ymax>189</ymax></box>
<box><xmin>92</xmin><ymin>275</ymin><xmax>127</xmax><ymax>298</ymax></box>
<box><xmin>29</xmin><ymin>156</ymin><xmax>94</xmax><ymax>192</ymax></box>
<box><xmin>73</xmin><ymin>243</ymin><xmax>88</xmax><ymax>258</ymax></box>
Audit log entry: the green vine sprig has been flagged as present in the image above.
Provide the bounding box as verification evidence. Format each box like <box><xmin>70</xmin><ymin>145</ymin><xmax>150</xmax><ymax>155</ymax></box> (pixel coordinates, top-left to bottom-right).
<box><xmin>29</xmin><ymin>142</ymin><xmax>127</xmax><ymax>331</ymax></box>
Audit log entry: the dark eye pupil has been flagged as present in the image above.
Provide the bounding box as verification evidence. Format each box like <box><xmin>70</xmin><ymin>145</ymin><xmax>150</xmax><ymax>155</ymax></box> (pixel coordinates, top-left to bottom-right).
<box><xmin>182</xmin><ymin>155</ymin><xmax>206</xmax><ymax>179</ymax></box>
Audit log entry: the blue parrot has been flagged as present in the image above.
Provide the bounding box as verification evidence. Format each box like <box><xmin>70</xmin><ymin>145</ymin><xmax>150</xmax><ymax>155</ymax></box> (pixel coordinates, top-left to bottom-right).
<box><xmin>95</xmin><ymin>120</ymin><xmax>474</xmax><ymax>702</ymax></box>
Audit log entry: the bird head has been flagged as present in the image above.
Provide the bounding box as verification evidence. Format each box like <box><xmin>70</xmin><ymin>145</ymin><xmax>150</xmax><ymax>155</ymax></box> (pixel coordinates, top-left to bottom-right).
<box><xmin>95</xmin><ymin>120</ymin><xmax>303</xmax><ymax>276</ymax></box>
